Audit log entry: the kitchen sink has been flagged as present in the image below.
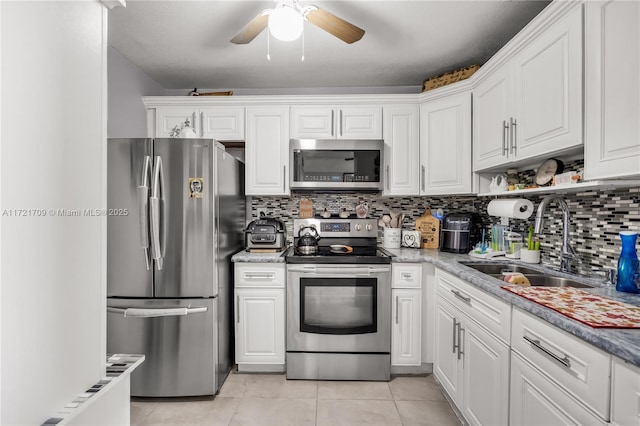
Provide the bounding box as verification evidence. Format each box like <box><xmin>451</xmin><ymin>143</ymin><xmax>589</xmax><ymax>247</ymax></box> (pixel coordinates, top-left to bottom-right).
<box><xmin>461</xmin><ymin>262</ymin><xmax>594</xmax><ymax>288</ymax></box>
<box><xmin>461</xmin><ymin>262</ymin><xmax>541</xmax><ymax>276</ymax></box>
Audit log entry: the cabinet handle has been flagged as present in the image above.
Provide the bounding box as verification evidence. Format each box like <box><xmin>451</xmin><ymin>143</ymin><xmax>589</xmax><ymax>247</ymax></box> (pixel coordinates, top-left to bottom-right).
<box><xmin>452</xmin><ymin>318</ymin><xmax>459</xmax><ymax>354</ymax></box>
<box><xmin>421</xmin><ymin>165</ymin><xmax>426</xmax><ymax>192</ymax></box>
<box><xmin>200</xmin><ymin>111</ymin><xmax>205</xmax><ymax>137</ymax></box>
<box><xmin>502</xmin><ymin>120</ymin><xmax>509</xmax><ymax>156</ymax></box>
<box><xmin>523</xmin><ymin>335</ymin><xmax>571</xmax><ymax>369</ymax></box>
<box><xmin>236</xmin><ymin>296</ymin><xmax>240</xmax><ymax>323</ymax></box>
<box><xmin>283</xmin><ymin>165</ymin><xmax>287</xmax><ymax>193</ymax></box>
<box><xmin>339</xmin><ymin>110</ymin><xmax>343</xmax><ymax>137</ymax></box>
<box><xmin>510</xmin><ymin>117</ymin><xmax>517</xmax><ymax>155</ymax></box>
<box><xmin>395</xmin><ymin>295</ymin><xmax>399</xmax><ymax>324</ymax></box>
<box><xmin>192</xmin><ymin>112</ymin><xmax>197</xmax><ymax>133</ymax></box>
<box><xmin>457</xmin><ymin>325</ymin><xmax>465</xmax><ymax>360</ymax></box>
<box><xmin>401</xmin><ymin>272</ymin><xmax>413</xmax><ymax>280</ymax></box>
<box><xmin>386</xmin><ymin>165</ymin><xmax>390</xmax><ymax>190</ymax></box>
<box><xmin>331</xmin><ymin>110</ymin><xmax>334</xmax><ymax>137</ymax></box>
<box><xmin>245</xmin><ymin>273</ymin><xmax>276</xmax><ymax>280</ymax></box>
<box><xmin>451</xmin><ymin>289</ymin><xmax>471</xmax><ymax>305</ymax></box>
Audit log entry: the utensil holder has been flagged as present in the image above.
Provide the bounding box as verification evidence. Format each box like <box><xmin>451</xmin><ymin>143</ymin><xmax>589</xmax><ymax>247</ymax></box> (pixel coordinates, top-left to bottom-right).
<box><xmin>383</xmin><ymin>228</ymin><xmax>401</xmax><ymax>249</ymax></box>
<box><xmin>520</xmin><ymin>249</ymin><xmax>540</xmax><ymax>264</ymax></box>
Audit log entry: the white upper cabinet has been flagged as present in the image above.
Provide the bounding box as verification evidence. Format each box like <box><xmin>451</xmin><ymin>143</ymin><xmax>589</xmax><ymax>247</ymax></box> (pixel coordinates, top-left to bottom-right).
<box><xmin>383</xmin><ymin>105</ymin><xmax>420</xmax><ymax>196</ymax></box>
<box><xmin>584</xmin><ymin>0</ymin><xmax>640</xmax><ymax>180</ymax></box>
<box><xmin>420</xmin><ymin>93</ymin><xmax>472</xmax><ymax>195</ymax></box>
<box><xmin>155</xmin><ymin>107</ymin><xmax>245</xmax><ymax>140</ymax></box>
<box><xmin>473</xmin><ymin>67</ymin><xmax>512</xmax><ymax>171</ymax></box>
<box><xmin>200</xmin><ymin>107</ymin><xmax>245</xmax><ymax>140</ymax></box>
<box><xmin>511</xmin><ymin>4</ymin><xmax>583</xmax><ymax>160</ymax></box>
<box><xmin>473</xmin><ymin>4</ymin><xmax>583</xmax><ymax>171</ymax></box>
<box><xmin>290</xmin><ymin>106</ymin><xmax>382</xmax><ymax>140</ymax></box>
<box><xmin>245</xmin><ymin>107</ymin><xmax>290</xmax><ymax>196</ymax></box>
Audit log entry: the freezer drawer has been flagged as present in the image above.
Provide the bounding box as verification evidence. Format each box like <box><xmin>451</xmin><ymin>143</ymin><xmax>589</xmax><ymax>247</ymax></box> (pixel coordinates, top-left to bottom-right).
<box><xmin>107</xmin><ymin>298</ymin><xmax>216</xmax><ymax>397</ymax></box>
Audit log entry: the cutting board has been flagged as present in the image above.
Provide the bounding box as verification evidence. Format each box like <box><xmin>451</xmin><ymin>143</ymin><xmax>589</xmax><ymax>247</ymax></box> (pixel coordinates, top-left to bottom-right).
<box><xmin>416</xmin><ymin>208</ymin><xmax>440</xmax><ymax>249</ymax></box>
<box><xmin>299</xmin><ymin>199</ymin><xmax>313</xmax><ymax>218</ymax></box>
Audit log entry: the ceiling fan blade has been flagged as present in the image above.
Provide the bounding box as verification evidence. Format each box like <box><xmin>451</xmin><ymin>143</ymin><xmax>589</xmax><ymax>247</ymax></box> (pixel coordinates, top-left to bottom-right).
<box><xmin>305</xmin><ymin>7</ymin><xmax>365</xmax><ymax>44</ymax></box>
<box><xmin>230</xmin><ymin>12</ymin><xmax>269</xmax><ymax>44</ymax></box>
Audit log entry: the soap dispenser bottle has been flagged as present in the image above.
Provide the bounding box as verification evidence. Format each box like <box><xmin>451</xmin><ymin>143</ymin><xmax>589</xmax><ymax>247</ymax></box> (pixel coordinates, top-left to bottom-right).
<box><xmin>616</xmin><ymin>231</ymin><xmax>639</xmax><ymax>293</ymax></box>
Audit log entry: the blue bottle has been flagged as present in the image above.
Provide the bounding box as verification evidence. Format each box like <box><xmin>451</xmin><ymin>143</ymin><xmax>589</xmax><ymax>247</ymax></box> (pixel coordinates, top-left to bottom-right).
<box><xmin>616</xmin><ymin>231</ymin><xmax>639</xmax><ymax>293</ymax></box>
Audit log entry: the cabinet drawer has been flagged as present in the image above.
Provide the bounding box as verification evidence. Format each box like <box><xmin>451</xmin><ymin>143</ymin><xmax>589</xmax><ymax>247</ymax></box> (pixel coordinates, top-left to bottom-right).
<box><xmin>435</xmin><ymin>268</ymin><xmax>511</xmax><ymax>343</ymax></box>
<box><xmin>392</xmin><ymin>264</ymin><xmax>422</xmax><ymax>289</ymax></box>
<box><xmin>510</xmin><ymin>351</ymin><xmax>607</xmax><ymax>425</ymax></box>
<box><xmin>235</xmin><ymin>263</ymin><xmax>285</xmax><ymax>288</ymax></box>
<box><xmin>611</xmin><ymin>357</ymin><xmax>640</xmax><ymax>425</ymax></box>
<box><xmin>511</xmin><ymin>308</ymin><xmax>611</xmax><ymax>420</ymax></box>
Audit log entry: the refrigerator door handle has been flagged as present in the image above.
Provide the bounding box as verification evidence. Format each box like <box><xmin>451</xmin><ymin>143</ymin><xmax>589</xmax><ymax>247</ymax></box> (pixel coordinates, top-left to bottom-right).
<box><xmin>150</xmin><ymin>156</ymin><xmax>165</xmax><ymax>270</ymax></box>
<box><xmin>137</xmin><ymin>155</ymin><xmax>152</xmax><ymax>271</ymax></box>
<box><xmin>107</xmin><ymin>306</ymin><xmax>208</xmax><ymax>318</ymax></box>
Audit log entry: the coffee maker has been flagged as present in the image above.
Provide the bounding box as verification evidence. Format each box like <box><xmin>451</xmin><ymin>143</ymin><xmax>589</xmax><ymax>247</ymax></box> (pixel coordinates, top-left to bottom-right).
<box><xmin>440</xmin><ymin>213</ymin><xmax>481</xmax><ymax>253</ymax></box>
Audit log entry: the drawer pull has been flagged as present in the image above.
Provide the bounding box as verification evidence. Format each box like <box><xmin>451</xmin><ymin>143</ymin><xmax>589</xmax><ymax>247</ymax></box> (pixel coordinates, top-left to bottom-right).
<box><xmin>451</xmin><ymin>289</ymin><xmax>471</xmax><ymax>304</ymax></box>
<box><xmin>244</xmin><ymin>273</ymin><xmax>276</xmax><ymax>280</ymax></box>
<box><xmin>401</xmin><ymin>272</ymin><xmax>413</xmax><ymax>280</ymax></box>
<box><xmin>523</xmin><ymin>335</ymin><xmax>571</xmax><ymax>369</ymax></box>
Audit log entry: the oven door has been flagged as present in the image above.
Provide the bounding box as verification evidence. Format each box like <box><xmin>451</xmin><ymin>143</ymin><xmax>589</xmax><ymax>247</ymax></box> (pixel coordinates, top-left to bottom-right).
<box><xmin>287</xmin><ymin>264</ymin><xmax>391</xmax><ymax>353</ymax></box>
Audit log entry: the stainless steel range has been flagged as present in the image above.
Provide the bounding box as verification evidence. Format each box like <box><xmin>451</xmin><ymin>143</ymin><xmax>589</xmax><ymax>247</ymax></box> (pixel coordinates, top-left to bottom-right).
<box><xmin>286</xmin><ymin>217</ymin><xmax>393</xmax><ymax>381</ymax></box>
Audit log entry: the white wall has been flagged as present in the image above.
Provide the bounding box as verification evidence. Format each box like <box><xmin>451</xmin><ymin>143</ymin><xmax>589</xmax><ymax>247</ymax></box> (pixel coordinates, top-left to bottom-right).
<box><xmin>1</xmin><ymin>1</ymin><xmax>107</xmax><ymax>423</ymax></box>
<box><xmin>108</xmin><ymin>46</ymin><xmax>166</xmax><ymax>137</ymax></box>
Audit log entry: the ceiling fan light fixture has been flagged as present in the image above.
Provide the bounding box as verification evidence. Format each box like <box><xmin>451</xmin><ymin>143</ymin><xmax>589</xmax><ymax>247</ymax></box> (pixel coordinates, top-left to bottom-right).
<box><xmin>268</xmin><ymin>3</ymin><xmax>303</xmax><ymax>41</ymax></box>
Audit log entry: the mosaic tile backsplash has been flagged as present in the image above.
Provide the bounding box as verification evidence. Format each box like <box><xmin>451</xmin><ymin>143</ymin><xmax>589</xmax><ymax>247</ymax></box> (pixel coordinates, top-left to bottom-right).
<box><xmin>252</xmin><ymin>186</ymin><xmax>640</xmax><ymax>277</ymax></box>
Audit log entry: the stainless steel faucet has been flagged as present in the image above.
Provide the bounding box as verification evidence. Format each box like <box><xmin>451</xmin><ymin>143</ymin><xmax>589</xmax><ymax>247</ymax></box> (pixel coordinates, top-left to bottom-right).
<box><xmin>533</xmin><ymin>195</ymin><xmax>579</xmax><ymax>273</ymax></box>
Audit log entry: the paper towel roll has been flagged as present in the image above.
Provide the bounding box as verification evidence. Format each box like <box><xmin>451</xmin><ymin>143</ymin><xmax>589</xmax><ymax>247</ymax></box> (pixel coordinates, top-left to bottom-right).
<box><xmin>487</xmin><ymin>199</ymin><xmax>534</xmax><ymax>219</ymax></box>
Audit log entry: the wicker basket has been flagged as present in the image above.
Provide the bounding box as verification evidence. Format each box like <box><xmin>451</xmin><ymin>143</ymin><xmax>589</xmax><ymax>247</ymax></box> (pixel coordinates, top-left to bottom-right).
<box><xmin>422</xmin><ymin>65</ymin><xmax>480</xmax><ymax>92</ymax></box>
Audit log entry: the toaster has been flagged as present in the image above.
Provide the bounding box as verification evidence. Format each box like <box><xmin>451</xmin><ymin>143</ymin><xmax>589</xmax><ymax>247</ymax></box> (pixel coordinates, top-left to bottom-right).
<box><xmin>244</xmin><ymin>218</ymin><xmax>287</xmax><ymax>250</ymax></box>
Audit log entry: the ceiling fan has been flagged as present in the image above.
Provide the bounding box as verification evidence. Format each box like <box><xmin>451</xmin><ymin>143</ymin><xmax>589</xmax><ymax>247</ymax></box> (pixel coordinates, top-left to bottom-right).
<box><xmin>230</xmin><ymin>0</ymin><xmax>365</xmax><ymax>44</ymax></box>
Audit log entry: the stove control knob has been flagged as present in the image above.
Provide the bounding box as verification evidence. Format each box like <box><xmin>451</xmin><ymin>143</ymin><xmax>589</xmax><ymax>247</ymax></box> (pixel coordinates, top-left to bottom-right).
<box><xmin>355</xmin><ymin>224</ymin><xmax>362</xmax><ymax>231</ymax></box>
<box><xmin>365</xmin><ymin>224</ymin><xmax>373</xmax><ymax>232</ymax></box>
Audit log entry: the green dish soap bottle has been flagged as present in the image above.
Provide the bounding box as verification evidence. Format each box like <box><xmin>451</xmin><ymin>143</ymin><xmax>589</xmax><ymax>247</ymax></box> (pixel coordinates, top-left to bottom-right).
<box><xmin>616</xmin><ymin>231</ymin><xmax>639</xmax><ymax>293</ymax></box>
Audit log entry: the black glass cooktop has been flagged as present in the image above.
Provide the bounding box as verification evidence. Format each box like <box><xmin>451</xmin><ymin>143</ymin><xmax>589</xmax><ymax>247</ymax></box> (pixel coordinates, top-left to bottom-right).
<box><xmin>286</xmin><ymin>244</ymin><xmax>393</xmax><ymax>264</ymax></box>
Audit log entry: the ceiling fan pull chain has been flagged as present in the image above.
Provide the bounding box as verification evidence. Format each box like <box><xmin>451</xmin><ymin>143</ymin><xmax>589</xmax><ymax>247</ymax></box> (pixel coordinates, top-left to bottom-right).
<box><xmin>301</xmin><ymin>25</ymin><xmax>305</xmax><ymax>62</ymax></box>
<box><xmin>267</xmin><ymin>30</ymin><xmax>271</xmax><ymax>61</ymax></box>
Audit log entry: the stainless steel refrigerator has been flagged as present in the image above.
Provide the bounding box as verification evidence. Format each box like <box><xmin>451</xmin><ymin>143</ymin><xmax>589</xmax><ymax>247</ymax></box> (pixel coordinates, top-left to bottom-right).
<box><xmin>106</xmin><ymin>138</ymin><xmax>244</xmax><ymax>397</ymax></box>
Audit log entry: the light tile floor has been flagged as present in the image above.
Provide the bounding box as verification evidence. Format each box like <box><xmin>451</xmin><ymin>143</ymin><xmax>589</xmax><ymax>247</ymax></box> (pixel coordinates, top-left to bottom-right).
<box><xmin>131</xmin><ymin>371</ymin><xmax>461</xmax><ymax>426</ymax></box>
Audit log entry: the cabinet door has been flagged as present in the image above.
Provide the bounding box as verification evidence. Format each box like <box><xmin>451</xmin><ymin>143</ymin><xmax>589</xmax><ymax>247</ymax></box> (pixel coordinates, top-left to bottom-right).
<box><xmin>420</xmin><ymin>93</ymin><xmax>472</xmax><ymax>195</ymax></box>
<box><xmin>611</xmin><ymin>357</ymin><xmax>640</xmax><ymax>426</ymax></box>
<box><xmin>392</xmin><ymin>289</ymin><xmax>422</xmax><ymax>366</ymax></box>
<box><xmin>156</xmin><ymin>107</ymin><xmax>198</xmax><ymax>137</ymax></box>
<box><xmin>510</xmin><ymin>351</ymin><xmax>607</xmax><ymax>426</ymax></box>
<box><xmin>462</xmin><ymin>319</ymin><xmax>510</xmax><ymax>426</ymax></box>
<box><xmin>338</xmin><ymin>106</ymin><xmax>382</xmax><ymax>139</ymax></box>
<box><xmin>585</xmin><ymin>0</ymin><xmax>640</xmax><ymax>179</ymax></box>
<box><xmin>512</xmin><ymin>5</ymin><xmax>583</xmax><ymax>161</ymax></box>
<box><xmin>473</xmin><ymin>67</ymin><xmax>512</xmax><ymax>171</ymax></box>
<box><xmin>235</xmin><ymin>288</ymin><xmax>285</xmax><ymax>364</ymax></box>
<box><xmin>290</xmin><ymin>107</ymin><xmax>336</xmax><ymax>139</ymax></box>
<box><xmin>434</xmin><ymin>296</ymin><xmax>463</xmax><ymax>404</ymax></box>
<box><xmin>245</xmin><ymin>107</ymin><xmax>290</xmax><ymax>196</ymax></box>
<box><xmin>200</xmin><ymin>107</ymin><xmax>245</xmax><ymax>140</ymax></box>
<box><xmin>383</xmin><ymin>105</ymin><xmax>419</xmax><ymax>196</ymax></box>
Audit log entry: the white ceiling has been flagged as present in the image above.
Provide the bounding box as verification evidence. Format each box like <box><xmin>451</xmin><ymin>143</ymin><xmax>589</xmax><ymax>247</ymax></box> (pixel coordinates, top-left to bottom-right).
<box><xmin>108</xmin><ymin>0</ymin><xmax>551</xmax><ymax>93</ymax></box>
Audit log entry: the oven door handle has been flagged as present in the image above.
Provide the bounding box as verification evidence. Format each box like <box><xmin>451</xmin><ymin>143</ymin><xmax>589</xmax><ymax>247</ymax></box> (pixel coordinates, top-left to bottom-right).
<box><xmin>288</xmin><ymin>266</ymin><xmax>390</xmax><ymax>276</ymax></box>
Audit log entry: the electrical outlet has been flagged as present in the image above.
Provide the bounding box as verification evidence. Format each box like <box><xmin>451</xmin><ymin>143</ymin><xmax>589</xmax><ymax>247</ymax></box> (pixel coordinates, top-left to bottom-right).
<box><xmin>256</xmin><ymin>208</ymin><xmax>267</xmax><ymax>218</ymax></box>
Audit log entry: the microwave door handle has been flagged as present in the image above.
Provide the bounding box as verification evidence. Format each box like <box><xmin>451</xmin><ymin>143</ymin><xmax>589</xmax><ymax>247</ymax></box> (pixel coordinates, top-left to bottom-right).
<box><xmin>137</xmin><ymin>155</ymin><xmax>152</xmax><ymax>271</ymax></box>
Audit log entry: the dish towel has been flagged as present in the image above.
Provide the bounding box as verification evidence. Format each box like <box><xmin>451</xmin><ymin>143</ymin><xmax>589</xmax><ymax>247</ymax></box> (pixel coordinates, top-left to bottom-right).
<box><xmin>502</xmin><ymin>286</ymin><xmax>640</xmax><ymax>328</ymax></box>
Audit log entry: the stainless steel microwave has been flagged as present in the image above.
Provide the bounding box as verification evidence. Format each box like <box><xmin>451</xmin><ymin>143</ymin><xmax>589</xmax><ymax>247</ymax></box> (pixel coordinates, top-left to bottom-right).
<box><xmin>290</xmin><ymin>139</ymin><xmax>384</xmax><ymax>191</ymax></box>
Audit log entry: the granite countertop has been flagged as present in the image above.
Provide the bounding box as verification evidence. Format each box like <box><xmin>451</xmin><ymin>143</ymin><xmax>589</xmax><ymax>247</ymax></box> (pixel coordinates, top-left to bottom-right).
<box><xmin>386</xmin><ymin>247</ymin><xmax>640</xmax><ymax>368</ymax></box>
<box><xmin>231</xmin><ymin>245</ymin><xmax>640</xmax><ymax>368</ymax></box>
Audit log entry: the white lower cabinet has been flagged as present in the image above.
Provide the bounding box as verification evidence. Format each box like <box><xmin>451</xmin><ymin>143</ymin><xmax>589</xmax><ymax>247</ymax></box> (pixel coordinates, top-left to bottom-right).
<box><xmin>510</xmin><ymin>351</ymin><xmax>606</xmax><ymax>426</ymax></box>
<box><xmin>511</xmin><ymin>307</ymin><xmax>611</xmax><ymax>423</ymax></box>
<box><xmin>391</xmin><ymin>264</ymin><xmax>422</xmax><ymax>366</ymax></box>
<box><xmin>434</xmin><ymin>295</ymin><xmax>509</xmax><ymax>425</ymax></box>
<box><xmin>611</xmin><ymin>357</ymin><xmax>640</xmax><ymax>425</ymax></box>
<box><xmin>234</xmin><ymin>264</ymin><xmax>285</xmax><ymax>370</ymax></box>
